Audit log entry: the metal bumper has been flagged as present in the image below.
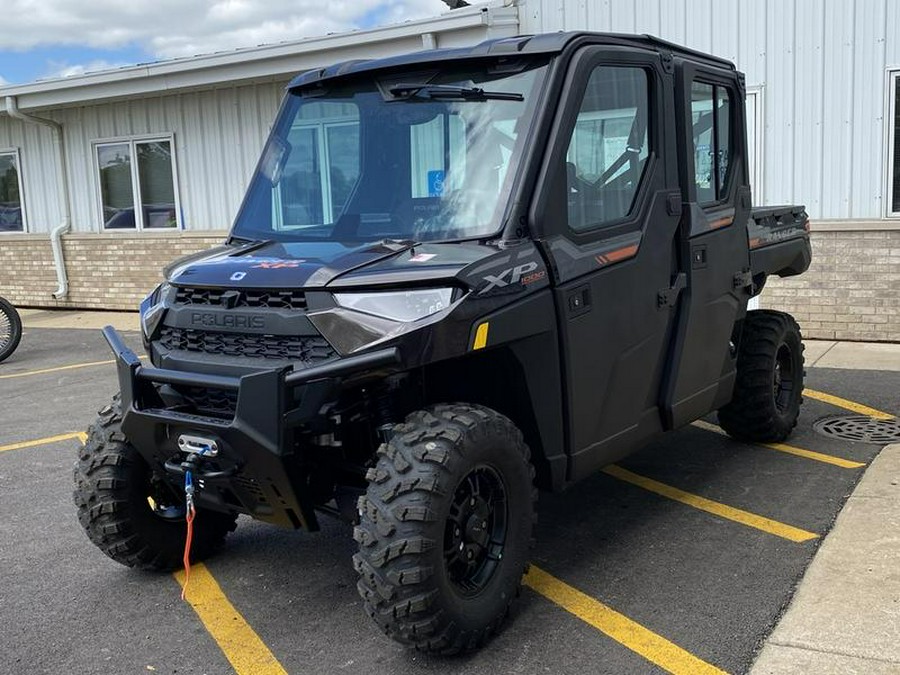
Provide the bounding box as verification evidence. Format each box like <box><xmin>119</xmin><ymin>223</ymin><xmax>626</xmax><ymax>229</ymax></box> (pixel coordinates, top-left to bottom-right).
<box><xmin>102</xmin><ymin>326</ymin><xmax>399</xmax><ymax>530</ymax></box>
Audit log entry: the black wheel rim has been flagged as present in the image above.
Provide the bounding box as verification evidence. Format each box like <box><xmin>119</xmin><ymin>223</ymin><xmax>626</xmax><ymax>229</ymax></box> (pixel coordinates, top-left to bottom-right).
<box><xmin>0</xmin><ymin>308</ymin><xmax>11</xmax><ymax>350</ymax></box>
<box><xmin>443</xmin><ymin>465</ymin><xmax>508</xmax><ymax>596</ymax></box>
<box><xmin>146</xmin><ymin>474</ymin><xmax>185</xmax><ymax>521</ymax></box>
<box><xmin>773</xmin><ymin>342</ymin><xmax>796</xmax><ymax>413</ymax></box>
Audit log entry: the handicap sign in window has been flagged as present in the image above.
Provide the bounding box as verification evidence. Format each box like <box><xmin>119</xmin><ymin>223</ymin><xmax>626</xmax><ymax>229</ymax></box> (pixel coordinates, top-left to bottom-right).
<box><xmin>427</xmin><ymin>170</ymin><xmax>445</xmax><ymax>197</ymax></box>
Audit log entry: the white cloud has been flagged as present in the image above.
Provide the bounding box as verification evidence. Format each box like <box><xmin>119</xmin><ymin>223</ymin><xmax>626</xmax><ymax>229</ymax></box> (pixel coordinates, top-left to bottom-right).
<box><xmin>0</xmin><ymin>75</ymin><xmax>8</xmax><ymax>86</ymax></box>
<box><xmin>42</xmin><ymin>59</ymin><xmax>132</xmax><ymax>79</ymax></box>
<box><xmin>0</xmin><ymin>0</ymin><xmax>452</xmax><ymax>57</ymax></box>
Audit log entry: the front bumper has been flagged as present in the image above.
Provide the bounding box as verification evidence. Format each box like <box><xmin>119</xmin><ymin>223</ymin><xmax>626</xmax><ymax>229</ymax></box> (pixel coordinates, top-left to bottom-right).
<box><xmin>102</xmin><ymin>326</ymin><xmax>399</xmax><ymax>530</ymax></box>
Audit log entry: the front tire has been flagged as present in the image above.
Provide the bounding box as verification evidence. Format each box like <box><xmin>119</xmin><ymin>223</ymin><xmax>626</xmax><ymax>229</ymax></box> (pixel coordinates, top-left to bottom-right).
<box><xmin>718</xmin><ymin>310</ymin><xmax>805</xmax><ymax>442</ymax></box>
<box><xmin>353</xmin><ymin>404</ymin><xmax>536</xmax><ymax>654</ymax></box>
<box><xmin>73</xmin><ymin>397</ymin><xmax>237</xmax><ymax>570</ymax></box>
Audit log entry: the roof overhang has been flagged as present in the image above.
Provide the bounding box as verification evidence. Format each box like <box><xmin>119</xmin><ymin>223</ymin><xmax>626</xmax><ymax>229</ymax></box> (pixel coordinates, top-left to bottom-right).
<box><xmin>0</xmin><ymin>3</ymin><xmax>518</xmax><ymax>113</ymax></box>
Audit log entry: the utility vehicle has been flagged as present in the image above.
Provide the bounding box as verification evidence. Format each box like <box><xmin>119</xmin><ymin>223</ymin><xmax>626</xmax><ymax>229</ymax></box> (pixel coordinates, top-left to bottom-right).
<box><xmin>75</xmin><ymin>32</ymin><xmax>812</xmax><ymax>654</ymax></box>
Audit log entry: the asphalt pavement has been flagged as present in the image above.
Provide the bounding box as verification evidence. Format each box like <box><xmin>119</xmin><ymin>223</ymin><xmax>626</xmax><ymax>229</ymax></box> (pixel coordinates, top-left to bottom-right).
<box><xmin>1</xmin><ymin>319</ymin><xmax>897</xmax><ymax>675</ymax></box>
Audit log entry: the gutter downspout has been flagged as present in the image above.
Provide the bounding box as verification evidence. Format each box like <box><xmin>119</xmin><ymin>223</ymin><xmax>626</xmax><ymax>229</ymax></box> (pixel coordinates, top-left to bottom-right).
<box><xmin>5</xmin><ymin>95</ymin><xmax>72</xmax><ymax>299</ymax></box>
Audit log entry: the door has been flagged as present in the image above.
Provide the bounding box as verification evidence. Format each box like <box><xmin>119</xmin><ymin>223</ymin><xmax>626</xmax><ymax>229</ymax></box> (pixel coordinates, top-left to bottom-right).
<box><xmin>660</xmin><ymin>64</ymin><xmax>752</xmax><ymax>429</ymax></box>
<box><xmin>531</xmin><ymin>46</ymin><xmax>684</xmax><ymax>481</ymax></box>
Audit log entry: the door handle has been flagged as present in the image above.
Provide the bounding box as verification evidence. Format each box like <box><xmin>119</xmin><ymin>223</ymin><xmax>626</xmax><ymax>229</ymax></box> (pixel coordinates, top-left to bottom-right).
<box><xmin>657</xmin><ymin>273</ymin><xmax>686</xmax><ymax>309</ymax></box>
<box><xmin>566</xmin><ymin>285</ymin><xmax>591</xmax><ymax>317</ymax></box>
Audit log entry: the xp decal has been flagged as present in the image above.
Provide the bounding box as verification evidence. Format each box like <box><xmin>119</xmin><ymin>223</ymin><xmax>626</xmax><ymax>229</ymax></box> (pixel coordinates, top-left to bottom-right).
<box><xmin>479</xmin><ymin>261</ymin><xmax>541</xmax><ymax>294</ymax></box>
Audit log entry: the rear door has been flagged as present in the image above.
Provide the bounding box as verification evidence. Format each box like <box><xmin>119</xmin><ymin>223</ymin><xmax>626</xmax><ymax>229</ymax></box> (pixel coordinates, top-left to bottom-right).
<box><xmin>660</xmin><ymin>62</ymin><xmax>752</xmax><ymax>429</ymax></box>
<box><xmin>530</xmin><ymin>45</ymin><xmax>684</xmax><ymax>480</ymax></box>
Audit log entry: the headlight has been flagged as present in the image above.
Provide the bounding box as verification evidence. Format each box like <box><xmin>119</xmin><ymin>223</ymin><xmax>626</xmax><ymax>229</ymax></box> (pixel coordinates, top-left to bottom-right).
<box><xmin>333</xmin><ymin>288</ymin><xmax>454</xmax><ymax>323</ymax></box>
<box><xmin>140</xmin><ymin>282</ymin><xmax>170</xmax><ymax>340</ymax></box>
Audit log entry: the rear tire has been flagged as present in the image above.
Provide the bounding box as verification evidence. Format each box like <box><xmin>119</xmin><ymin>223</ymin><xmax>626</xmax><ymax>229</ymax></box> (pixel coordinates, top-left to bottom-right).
<box><xmin>718</xmin><ymin>310</ymin><xmax>804</xmax><ymax>442</ymax></box>
<box><xmin>0</xmin><ymin>297</ymin><xmax>22</xmax><ymax>363</ymax></box>
<box><xmin>353</xmin><ymin>403</ymin><xmax>536</xmax><ymax>655</ymax></box>
<box><xmin>73</xmin><ymin>397</ymin><xmax>237</xmax><ymax>570</ymax></box>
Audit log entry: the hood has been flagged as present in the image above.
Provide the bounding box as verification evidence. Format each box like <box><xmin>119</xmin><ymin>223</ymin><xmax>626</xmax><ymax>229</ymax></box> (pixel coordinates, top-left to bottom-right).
<box><xmin>166</xmin><ymin>239</ymin><xmax>498</xmax><ymax>289</ymax></box>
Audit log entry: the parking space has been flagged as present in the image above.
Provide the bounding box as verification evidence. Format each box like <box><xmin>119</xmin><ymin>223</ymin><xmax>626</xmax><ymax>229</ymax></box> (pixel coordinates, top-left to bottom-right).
<box><xmin>1</xmin><ymin>327</ymin><xmax>897</xmax><ymax>675</ymax></box>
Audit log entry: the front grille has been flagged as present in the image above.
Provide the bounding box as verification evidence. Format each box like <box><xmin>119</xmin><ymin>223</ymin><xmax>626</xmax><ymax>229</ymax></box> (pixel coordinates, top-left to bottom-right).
<box><xmin>174</xmin><ymin>286</ymin><xmax>307</xmax><ymax>310</ymax></box>
<box><xmin>158</xmin><ymin>326</ymin><xmax>337</xmax><ymax>362</ymax></box>
<box><xmin>178</xmin><ymin>386</ymin><xmax>238</xmax><ymax>419</ymax></box>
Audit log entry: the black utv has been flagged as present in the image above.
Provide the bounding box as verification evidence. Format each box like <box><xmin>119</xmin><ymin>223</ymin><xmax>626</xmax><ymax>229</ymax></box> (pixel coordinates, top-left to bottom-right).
<box><xmin>75</xmin><ymin>32</ymin><xmax>812</xmax><ymax>654</ymax></box>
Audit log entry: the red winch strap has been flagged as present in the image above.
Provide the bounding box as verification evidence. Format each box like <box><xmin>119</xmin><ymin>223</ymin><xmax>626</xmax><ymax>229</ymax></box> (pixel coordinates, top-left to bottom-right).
<box><xmin>181</xmin><ymin>468</ymin><xmax>197</xmax><ymax>601</ymax></box>
<box><xmin>181</xmin><ymin>504</ymin><xmax>196</xmax><ymax>601</ymax></box>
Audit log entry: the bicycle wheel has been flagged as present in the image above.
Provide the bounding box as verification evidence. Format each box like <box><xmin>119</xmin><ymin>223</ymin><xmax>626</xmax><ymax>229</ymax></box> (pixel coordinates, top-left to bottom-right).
<box><xmin>0</xmin><ymin>296</ymin><xmax>23</xmax><ymax>363</ymax></box>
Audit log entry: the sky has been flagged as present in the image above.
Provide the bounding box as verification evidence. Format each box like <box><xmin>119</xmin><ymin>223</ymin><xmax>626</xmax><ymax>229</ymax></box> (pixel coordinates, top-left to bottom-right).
<box><xmin>0</xmin><ymin>0</ymin><xmax>451</xmax><ymax>86</ymax></box>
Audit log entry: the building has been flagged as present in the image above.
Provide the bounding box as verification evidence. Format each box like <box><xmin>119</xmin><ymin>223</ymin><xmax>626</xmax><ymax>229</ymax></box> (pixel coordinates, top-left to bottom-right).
<box><xmin>1</xmin><ymin>0</ymin><xmax>898</xmax><ymax>341</ymax></box>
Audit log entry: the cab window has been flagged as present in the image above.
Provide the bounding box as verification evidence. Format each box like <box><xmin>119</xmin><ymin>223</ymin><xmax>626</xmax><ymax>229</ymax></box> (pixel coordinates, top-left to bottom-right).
<box><xmin>564</xmin><ymin>66</ymin><xmax>650</xmax><ymax>232</ymax></box>
<box><xmin>690</xmin><ymin>81</ymin><xmax>733</xmax><ymax>203</ymax></box>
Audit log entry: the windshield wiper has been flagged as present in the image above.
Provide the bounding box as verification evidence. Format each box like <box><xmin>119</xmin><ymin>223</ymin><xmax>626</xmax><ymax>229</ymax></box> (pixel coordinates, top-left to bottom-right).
<box><xmin>228</xmin><ymin>236</ymin><xmax>274</xmax><ymax>252</ymax></box>
<box><xmin>388</xmin><ymin>83</ymin><xmax>523</xmax><ymax>102</ymax></box>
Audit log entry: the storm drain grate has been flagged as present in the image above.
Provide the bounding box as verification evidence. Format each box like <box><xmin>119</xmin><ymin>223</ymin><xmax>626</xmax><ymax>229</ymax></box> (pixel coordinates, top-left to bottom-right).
<box><xmin>813</xmin><ymin>415</ymin><xmax>900</xmax><ymax>444</ymax></box>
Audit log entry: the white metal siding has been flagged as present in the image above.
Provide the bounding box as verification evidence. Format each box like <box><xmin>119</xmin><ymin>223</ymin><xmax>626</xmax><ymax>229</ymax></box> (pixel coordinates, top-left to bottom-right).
<box><xmin>0</xmin><ymin>82</ymin><xmax>284</xmax><ymax>234</ymax></box>
<box><xmin>518</xmin><ymin>0</ymin><xmax>900</xmax><ymax>220</ymax></box>
<box><xmin>0</xmin><ymin>116</ymin><xmax>64</xmax><ymax>232</ymax></box>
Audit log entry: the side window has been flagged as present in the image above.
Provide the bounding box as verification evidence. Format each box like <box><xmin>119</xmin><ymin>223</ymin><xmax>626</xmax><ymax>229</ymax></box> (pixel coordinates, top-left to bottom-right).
<box><xmin>690</xmin><ymin>81</ymin><xmax>733</xmax><ymax>204</ymax></box>
<box><xmin>565</xmin><ymin>66</ymin><xmax>650</xmax><ymax>233</ymax></box>
<box><xmin>0</xmin><ymin>150</ymin><xmax>26</xmax><ymax>232</ymax></box>
<box><xmin>890</xmin><ymin>71</ymin><xmax>900</xmax><ymax>216</ymax></box>
<box><xmin>97</xmin><ymin>138</ymin><xmax>180</xmax><ymax>230</ymax></box>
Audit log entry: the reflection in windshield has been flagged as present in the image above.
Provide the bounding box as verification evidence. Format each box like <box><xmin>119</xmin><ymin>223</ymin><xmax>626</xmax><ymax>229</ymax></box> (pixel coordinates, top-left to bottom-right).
<box><xmin>232</xmin><ymin>60</ymin><xmax>547</xmax><ymax>243</ymax></box>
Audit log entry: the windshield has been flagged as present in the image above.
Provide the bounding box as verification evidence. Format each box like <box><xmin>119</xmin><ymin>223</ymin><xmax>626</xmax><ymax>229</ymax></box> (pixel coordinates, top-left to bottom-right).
<box><xmin>231</xmin><ymin>59</ymin><xmax>548</xmax><ymax>243</ymax></box>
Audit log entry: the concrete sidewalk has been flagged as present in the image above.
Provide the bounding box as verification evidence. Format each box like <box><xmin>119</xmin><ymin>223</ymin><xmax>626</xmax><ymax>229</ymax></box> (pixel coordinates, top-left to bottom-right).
<box><xmin>750</xmin><ymin>443</ymin><xmax>900</xmax><ymax>674</ymax></box>
<box><xmin>19</xmin><ymin>308</ymin><xmax>140</xmax><ymax>332</ymax></box>
<box><xmin>804</xmin><ymin>339</ymin><xmax>900</xmax><ymax>372</ymax></box>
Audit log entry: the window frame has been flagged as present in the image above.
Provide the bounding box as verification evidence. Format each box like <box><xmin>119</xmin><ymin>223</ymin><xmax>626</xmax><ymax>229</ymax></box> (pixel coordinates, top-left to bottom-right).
<box><xmin>0</xmin><ymin>147</ymin><xmax>27</xmax><ymax>234</ymax></box>
<box><xmin>885</xmin><ymin>69</ymin><xmax>900</xmax><ymax>219</ymax></box>
<box><xmin>563</xmin><ymin>63</ymin><xmax>656</xmax><ymax>236</ymax></box>
<box><xmin>745</xmin><ymin>86</ymin><xmax>764</xmax><ymax>205</ymax></box>
<box><xmin>92</xmin><ymin>133</ymin><xmax>183</xmax><ymax>232</ymax></box>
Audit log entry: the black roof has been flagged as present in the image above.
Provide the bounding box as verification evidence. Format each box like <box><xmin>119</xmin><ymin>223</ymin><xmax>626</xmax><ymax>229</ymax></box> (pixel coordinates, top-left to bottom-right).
<box><xmin>288</xmin><ymin>31</ymin><xmax>735</xmax><ymax>90</ymax></box>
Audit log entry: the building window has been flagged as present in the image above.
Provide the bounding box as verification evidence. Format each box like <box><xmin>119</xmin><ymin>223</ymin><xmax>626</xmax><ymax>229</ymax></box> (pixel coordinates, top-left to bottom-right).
<box><xmin>0</xmin><ymin>149</ymin><xmax>26</xmax><ymax>232</ymax></box>
<box><xmin>564</xmin><ymin>66</ymin><xmax>650</xmax><ymax>232</ymax></box>
<box><xmin>274</xmin><ymin>102</ymin><xmax>360</xmax><ymax>228</ymax></box>
<box><xmin>690</xmin><ymin>81</ymin><xmax>733</xmax><ymax>204</ymax></box>
<box><xmin>95</xmin><ymin>137</ymin><xmax>180</xmax><ymax>230</ymax></box>
<box><xmin>890</xmin><ymin>71</ymin><xmax>900</xmax><ymax>217</ymax></box>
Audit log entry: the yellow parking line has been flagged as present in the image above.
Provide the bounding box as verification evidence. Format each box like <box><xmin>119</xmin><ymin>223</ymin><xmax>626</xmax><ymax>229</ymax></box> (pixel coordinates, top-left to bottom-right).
<box><xmin>174</xmin><ymin>563</ymin><xmax>288</xmax><ymax>675</ymax></box>
<box><xmin>602</xmin><ymin>465</ymin><xmax>818</xmax><ymax>543</ymax></box>
<box><xmin>524</xmin><ymin>566</ymin><xmax>726</xmax><ymax>675</ymax></box>
<box><xmin>804</xmin><ymin>389</ymin><xmax>894</xmax><ymax>420</ymax></box>
<box><xmin>691</xmin><ymin>420</ymin><xmax>865</xmax><ymax>469</ymax></box>
<box><xmin>0</xmin><ymin>431</ymin><xmax>86</xmax><ymax>454</ymax></box>
<box><xmin>0</xmin><ymin>353</ymin><xmax>146</xmax><ymax>380</ymax></box>
<box><xmin>0</xmin><ymin>359</ymin><xmax>115</xmax><ymax>380</ymax></box>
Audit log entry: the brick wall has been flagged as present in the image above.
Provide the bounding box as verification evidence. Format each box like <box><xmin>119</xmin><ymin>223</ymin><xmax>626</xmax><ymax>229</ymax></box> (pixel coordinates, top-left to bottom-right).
<box><xmin>761</xmin><ymin>230</ymin><xmax>900</xmax><ymax>342</ymax></box>
<box><xmin>0</xmin><ymin>231</ymin><xmax>227</xmax><ymax>311</ymax></box>
<box><xmin>2</xmin><ymin>228</ymin><xmax>899</xmax><ymax>341</ymax></box>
